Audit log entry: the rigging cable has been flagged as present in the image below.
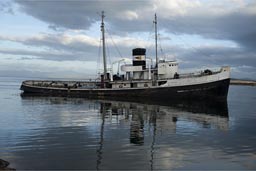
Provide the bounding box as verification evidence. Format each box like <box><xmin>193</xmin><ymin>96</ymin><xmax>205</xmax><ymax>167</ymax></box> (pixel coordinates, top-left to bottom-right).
<box><xmin>106</xmin><ymin>28</ymin><xmax>123</xmax><ymax>59</ymax></box>
<box><xmin>106</xmin><ymin>38</ymin><xmax>112</xmax><ymax>70</ymax></box>
<box><xmin>97</xmin><ymin>37</ymin><xmax>102</xmax><ymax>77</ymax></box>
<box><xmin>158</xmin><ymin>33</ymin><xmax>167</xmax><ymax>60</ymax></box>
<box><xmin>145</xmin><ymin>22</ymin><xmax>155</xmax><ymax>64</ymax></box>
<box><xmin>161</xmin><ymin>18</ymin><xmax>214</xmax><ymax>61</ymax></box>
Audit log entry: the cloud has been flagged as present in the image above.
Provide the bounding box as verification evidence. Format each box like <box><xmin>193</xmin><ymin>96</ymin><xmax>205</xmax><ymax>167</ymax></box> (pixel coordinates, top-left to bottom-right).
<box><xmin>174</xmin><ymin>45</ymin><xmax>256</xmax><ymax>79</ymax></box>
<box><xmin>1</xmin><ymin>31</ymin><xmax>256</xmax><ymax>78</ymax></box>
<box><xmin>0</xmin><ymin>1</ymin><xmax>14</xmax><ymax>14</ymax></box>
<box><xmin>179</xmin><ymin>46</ymin><xmax>256</xmax><ymax>67</ymax></box>
<box><xmin>0</xmin><ymin>48</ymin><xmax>83</xmax><ymax>61</ymax></box>
<box><xmin>14</xmin><ymin>0</ymin><xmax>256</xmax><ymax>51</ymax></box>
<box><xmin>0</xmin><ymin>32</ymin><xmax>154</xmax><ymax>61</ymax></box>
<box><xmin>15</xmin><ymin>0</ymin><xmax>150</xmax><ymax>30</ymax></box>
<box><xmin>0</xmin><ymin>33</ymin><xmax>99</xmax><ymax>51</ymax></box>
<box><xmin>0</xmin><ymin>33</ymin><xmax>99</xmax><ymax>61</ymax></box>
<box><xmin>231</xmin><ymin>65</ymin><xmax>256</xmax><ymax>79</ymax></box>
<box><xmin>166</xmin><ymin>10</ymin><xmax>256</xmax><ymax>51</ymax></box>
<box><xmin>0</xmin><ymin>0</ymin><xmax>254</xmax><ymax>79</ymax></box>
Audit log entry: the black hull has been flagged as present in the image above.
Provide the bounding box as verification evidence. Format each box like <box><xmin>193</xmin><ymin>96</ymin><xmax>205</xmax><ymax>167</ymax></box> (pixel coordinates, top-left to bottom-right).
<box><xmin>21</xmin><ymin>78</ymin><xmax>230</xmax><ymax>100</ymax></box>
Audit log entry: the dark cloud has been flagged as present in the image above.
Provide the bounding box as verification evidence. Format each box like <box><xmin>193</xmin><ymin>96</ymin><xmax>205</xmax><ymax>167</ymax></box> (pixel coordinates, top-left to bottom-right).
<box><xmin>15</xmin><ymin>0</ymin><xmax>150</xmax><ymax>30</ymax></box>
<box><xmin>0</xmin><ymin>1</ymin><xmax>14</xmax><ymax>14</ymax></box>
<box><xmin>163</xmin><ymin>12</ymin><xmax>256</xmax><ymax>51</ymax></box>
<box><xmin>174</xmin><ymin>46</ymin><xmax>256</xmax><ymax>79</ymax></box>
<box><xmin>15</xmin><ymin>0</ymin><xmax>256</xmax><ymax>51</ymax></box>
<box><xmin>178</xmin><ymin>46</ymin><xmax>256</xmax><ymax>67</ymax></box>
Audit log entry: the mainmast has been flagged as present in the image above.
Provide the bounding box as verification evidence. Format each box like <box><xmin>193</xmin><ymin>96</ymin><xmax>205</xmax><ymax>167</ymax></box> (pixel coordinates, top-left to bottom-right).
<box><xmin>101</xmin><ymin>11</ymin><xmax>107</xmax><ymax>79</ymax></box>
<box><xmin>153</xmin><ymin>13</ymin><xmax>158</xmax><ymax>67</ymax></box>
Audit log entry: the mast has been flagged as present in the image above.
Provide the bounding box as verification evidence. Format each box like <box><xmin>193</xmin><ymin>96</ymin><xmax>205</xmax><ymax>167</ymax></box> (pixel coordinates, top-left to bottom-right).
<box><xmin>153</xmin><ymin>13</ymin><xmax>158</xmax><ymax>67</ymax></box>
<box><xmin>101</xmin><ymin>11</ymin><xmax>107</xmax><ymax>79</ymax></box>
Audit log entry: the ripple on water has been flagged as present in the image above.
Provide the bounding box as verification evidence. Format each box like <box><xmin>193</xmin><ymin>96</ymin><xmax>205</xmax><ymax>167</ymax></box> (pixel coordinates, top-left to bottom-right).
<box><xmin>0</xmin><ymin>82</ymin><xmax>256</xmax><ymax>170</ymax></box>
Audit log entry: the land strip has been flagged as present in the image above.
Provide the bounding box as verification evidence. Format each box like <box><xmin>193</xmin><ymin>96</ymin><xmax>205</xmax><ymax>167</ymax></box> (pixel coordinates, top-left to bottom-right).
<box><xmin>230</xmin><ymin>79</ymin><xmax>256</xmax><ymax>86</ymax></box>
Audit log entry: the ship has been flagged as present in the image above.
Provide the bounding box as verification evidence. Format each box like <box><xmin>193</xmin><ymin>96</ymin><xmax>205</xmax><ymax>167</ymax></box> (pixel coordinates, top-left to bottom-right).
<box><xmin>20</xmin><ymin>12</ymin><xmax>230</xmax><ymax>100</ymax></box>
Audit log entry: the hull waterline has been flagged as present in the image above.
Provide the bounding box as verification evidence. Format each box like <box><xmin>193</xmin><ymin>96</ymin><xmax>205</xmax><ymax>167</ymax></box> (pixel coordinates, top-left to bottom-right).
<box><xmin>20</xmin><ymin>78</ymin><xmax>230</xmax><ymax>100</ymax></box>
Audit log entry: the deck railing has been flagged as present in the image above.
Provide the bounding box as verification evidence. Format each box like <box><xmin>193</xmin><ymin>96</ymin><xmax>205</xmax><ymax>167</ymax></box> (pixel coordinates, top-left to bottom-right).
<box><xmin>23</xmin><ymin>79</ymin><xmax>101</xmax><ymax>89</ymax></box>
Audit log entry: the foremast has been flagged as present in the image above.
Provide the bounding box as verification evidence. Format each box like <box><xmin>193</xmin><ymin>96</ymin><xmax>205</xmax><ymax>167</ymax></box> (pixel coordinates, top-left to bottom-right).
<box><xmin>153</xmin><ymin>13</ymin><xmax>158</xmax><ymax>67</ymax></box>
<box><xmin>101</xmin><ymin>11</ymin><xmax>107</xmax><ymax>80</ymax></box>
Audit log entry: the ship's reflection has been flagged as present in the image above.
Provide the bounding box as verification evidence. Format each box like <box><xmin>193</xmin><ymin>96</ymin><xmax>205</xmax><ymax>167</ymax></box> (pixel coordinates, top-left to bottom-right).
<box><xmin>21</xmin><ymin>92</ymin><xmax>229</xmax><ymax>116</ymax></box>
<box><xmin>97</xmin><ymin>99</ymin><xmax>229</xmax><ymax>145</ymax></box>
<box><xmin>20</xmin><ymin>95</ymin><xmax>229</xmax><ymax>170</ymax></box>
<box><xmin>95</xmin><ymin>99</ymin><xmax>228</xmax><ymax>170</ymax></box>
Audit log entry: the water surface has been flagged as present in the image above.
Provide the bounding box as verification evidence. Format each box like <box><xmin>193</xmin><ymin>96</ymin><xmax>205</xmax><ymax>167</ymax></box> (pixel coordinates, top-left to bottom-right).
<box><xmin>0</xmin><ymin>77</ymin><xmax>256</xmax><ymax>170</ymax></box>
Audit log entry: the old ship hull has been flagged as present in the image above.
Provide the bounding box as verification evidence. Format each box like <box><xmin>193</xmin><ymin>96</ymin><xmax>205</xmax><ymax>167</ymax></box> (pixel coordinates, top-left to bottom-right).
<box><xmin>20</xmin><ymin>78</ymin><xmax>230</xmax><ymax>100</ymax></box>
<box><xmin>20</xmin><ymin>13</ymin><xmax>231</xmax><ymax>101</ymax></box>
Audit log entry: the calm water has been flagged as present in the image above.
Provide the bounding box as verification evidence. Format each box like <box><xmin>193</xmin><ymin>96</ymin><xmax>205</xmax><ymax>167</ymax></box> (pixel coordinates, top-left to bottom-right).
<box><xmin>0</xmin><ymin>77</ymin><xmax>256</xmax><ymax>170</ymax></box>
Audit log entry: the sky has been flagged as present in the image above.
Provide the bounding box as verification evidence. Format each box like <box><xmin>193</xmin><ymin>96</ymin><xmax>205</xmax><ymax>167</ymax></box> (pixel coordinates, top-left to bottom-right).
<box><xmin>0</xmin><ymin>0</ymin><xmax>256</xmax><ymax>79</ymax></box>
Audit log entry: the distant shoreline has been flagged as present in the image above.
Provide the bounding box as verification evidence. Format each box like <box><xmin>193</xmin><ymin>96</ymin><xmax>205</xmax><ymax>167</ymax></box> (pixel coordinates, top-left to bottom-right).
<box><xmin>230</xmin><ymin>79</ymin><xmax>256</xmax><ymax>86</ymax></box>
